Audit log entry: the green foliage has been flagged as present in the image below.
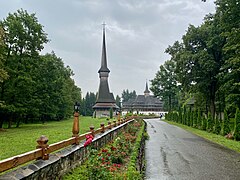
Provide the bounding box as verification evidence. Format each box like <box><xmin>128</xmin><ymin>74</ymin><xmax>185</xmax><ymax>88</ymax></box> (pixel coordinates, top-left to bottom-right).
<box><xmin>115</xmin><ymin>95</ymin><xmax>121</xmax><ymax>109</ymax></box>
<box><xmin>0</xmin><ymin>9</ymin><xmax>82</xmax><ymax>128</ymax></box>
<box><xmin>121</xmin><ymin>89</ymin><xmax>137</xmax><ymax>103</ymax></box>
<box><xmin>150</xmin><ymin>60</ymin><xmax>179</xmax><ymax>111</ymax></box>
<box><xmin>80</xmin><ymin>92</ymin><xmax>96</xmax><ymax>116</ymax></box>
<box><xmin>214</xmin><ymin>118</ymin><xmax>221</xmax><ymax>135</ymax></box>
<box><xmin>221</xmin><ymin>110</ymin><xmax>230</xmax><ymax>135</ymax></box>
<box><xmin>193</xmin><ymin>110</ymin><xmax>198</xmax><ymax>128</ymax></box>
<box><xmin>109</xmin><ymin>107</ymin><xmax>113</xmax><ymax>119</ymax></box>
<box><xmin>207</xmin><ymin>112</ymin><xmax>213</xmax><ymax>132</ymax></box>
<box><xmin>202</xmin><ymin>116</ymin><xmax>207</xmax><ymax>131</ymax></box>
<box><xmin>234</xmin><ymin>108</ymin><xmax>240</xmax><ymax>140</ymax></box>
<box><xmin>197</xmin><ymin>109</ymin><xmax>202</xmax><ymax>129</ymax></box>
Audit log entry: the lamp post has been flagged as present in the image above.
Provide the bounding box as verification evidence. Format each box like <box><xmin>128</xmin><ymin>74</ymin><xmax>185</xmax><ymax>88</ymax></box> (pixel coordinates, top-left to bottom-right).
<box><xmin>72</xmin><ymin>102</ymin><xmax>80</xmax><ymax>144</ymax></box>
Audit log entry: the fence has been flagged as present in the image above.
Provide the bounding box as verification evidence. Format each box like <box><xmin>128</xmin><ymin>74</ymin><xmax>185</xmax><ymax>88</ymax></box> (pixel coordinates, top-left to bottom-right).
<box><xmin>0</xmin><ymin>115</ymin><xmax>137</xmax><ymax>179</ymax></box>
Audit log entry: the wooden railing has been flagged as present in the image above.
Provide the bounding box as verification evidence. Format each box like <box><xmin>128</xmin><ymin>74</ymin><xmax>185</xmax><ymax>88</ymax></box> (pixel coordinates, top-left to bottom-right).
<box><xmin>0</xmin><ymin>116</ymin><xmax>136</xmax><ymax>173</ymax></box>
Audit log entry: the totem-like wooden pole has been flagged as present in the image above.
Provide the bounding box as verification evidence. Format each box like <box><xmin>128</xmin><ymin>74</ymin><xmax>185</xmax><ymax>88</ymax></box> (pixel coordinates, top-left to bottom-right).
<box><xmin>36</xmin><ymin>135</ymin><xmax>49</xmax><ymax>160</ymax></box>
<box><xmin>100</xmin><ymin>123</ymin><xmax>105</xmax><ymax>133</ymax></box>
<box><xmin>117</xmin><ymin>112</ymin><xmax>121</xmax><ymax>125</ymax></box>
<box><xmin>72</xmin><ymin>102</ymin><xmax>80</xmax><ymax>144</ymax></box>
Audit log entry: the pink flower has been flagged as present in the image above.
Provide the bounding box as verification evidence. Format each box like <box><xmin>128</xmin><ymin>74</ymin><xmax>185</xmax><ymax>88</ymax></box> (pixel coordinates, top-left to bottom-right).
<box><xmin>84</xmin><ymin>138</ymin><xmax>92</xmax><ymax>147</ymax></box>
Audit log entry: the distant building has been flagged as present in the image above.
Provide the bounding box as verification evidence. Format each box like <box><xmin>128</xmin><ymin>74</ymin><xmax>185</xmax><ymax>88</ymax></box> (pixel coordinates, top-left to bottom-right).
<box><xmin>122</xmin><ymin>82</ymin><xmax>165</xmax><ymax>116</ymax></box>
<box><xmin>93</xmin><ymin>26</ymin><xmax>119</xmax><ymax>117</ymax></box>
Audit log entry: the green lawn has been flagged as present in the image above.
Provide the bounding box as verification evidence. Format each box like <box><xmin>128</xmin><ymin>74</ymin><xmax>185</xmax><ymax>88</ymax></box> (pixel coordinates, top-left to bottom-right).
<box><xmin>0</xmin><ymin>116</ymin><xmax>114</xmax><ymax>160</ymax></box>
<box><xmin>164</xmin><ymin>120</ymin><xmax>240</xmax><ymax>153</ymax></box>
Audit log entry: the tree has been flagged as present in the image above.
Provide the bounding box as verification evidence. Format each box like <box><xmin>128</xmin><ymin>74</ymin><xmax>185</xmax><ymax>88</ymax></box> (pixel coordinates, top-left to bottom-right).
<box><xmin>122</xmin><ymin>89</ymin><xmax>137</xmax><ymax>103</ymax></box>
<box><xmin>216</xmin><ymin>0</ymin><xmax>240</xmax><ymax>110</ymax></box>
<box><xmin>221</xmin><ymin>110</ymin><xmax>230</xmax><ymax>135</ymax></box>
<box><xmin>115</xmin><ymin>95</ymin><xmax>121</xmax><ymax>109</ymax></box>
<box><xmin>0</xmin><ymin>27</ymin><xmax>8</xmax><ymax>83</ymax></box>
<box><xmin>234</xmin><ymin>108</ymin><xmax>240</xmax><ymax>140</ymax></box>
<box><xmin>0</xmin><ymin>9</ymin><xmax>48</xmax><ymax>127</ymax></box>
<box><xmin>151</xmin><ymin>60</ymin><xmax>179</xmax><ymax>111</ymax></box>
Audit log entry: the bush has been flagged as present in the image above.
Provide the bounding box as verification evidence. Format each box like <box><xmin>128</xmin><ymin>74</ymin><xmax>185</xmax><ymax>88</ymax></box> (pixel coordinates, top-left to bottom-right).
<box><xmin>221</xmin><ymin>110</ymin><xmax>230</xmax><ymax>136</ymax></box>
<box><xmin>234</xmin><ymin>108</ymin><xmax>240</xmax><ymax>140</ymax></box>
<box><xmin>193</xmin><ymin>110</ymin><xmax>197</xmax><ymax>128</ymax></box>
<box><xmin>197</xmin><ymin>109</ymin><xmax>202</xmax><ymax>129</ymax></box>
<box><xmin>207</xmin><ymin>112</ymin><xmax>213</xmax><ymax>132</ymax></box>
<box><xmin>214</xmin><ymin>118</ymin><xmax>221</xmax><ymax>135</ymax></box>
<box><xmin>202</xmin><ymin>116</ymin><xmax>207</xmax><ymax>131</ymax></box>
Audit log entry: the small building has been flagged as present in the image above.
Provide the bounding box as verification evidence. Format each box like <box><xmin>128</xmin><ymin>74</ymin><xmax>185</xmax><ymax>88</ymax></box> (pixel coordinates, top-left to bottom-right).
<box><xmin>93</xmin><ymin>26</ymin><xmax>119</xmax><ymax>117</ymax></box>
<box><xmin>122</xmin><ymin>82</ymin><xmax>165</xmax><ymax>116</ymax></box>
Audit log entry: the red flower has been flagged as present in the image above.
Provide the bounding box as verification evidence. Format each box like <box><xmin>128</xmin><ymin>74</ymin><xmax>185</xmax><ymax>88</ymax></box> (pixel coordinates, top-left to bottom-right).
<box><xmin>84</xmin><ymin>138</ymin><xmax>92</xmax><ymax>147</ymax></box>
<box><xmin>111</xmin><ymin>146</ymin><xmax>117</xmax><ymax>151</ymax></box>
<box><xmin>102</xmin><ymin>149</ymin><xmax>108</xmax><ymax>153</ymax></box>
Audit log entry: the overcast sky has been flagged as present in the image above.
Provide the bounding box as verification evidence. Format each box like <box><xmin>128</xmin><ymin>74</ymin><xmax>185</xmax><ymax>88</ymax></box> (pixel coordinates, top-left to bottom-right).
<box><xmin>0</xmin><ymin>0</ymin><xmax>216</xmax><ymax>97</ymax></box>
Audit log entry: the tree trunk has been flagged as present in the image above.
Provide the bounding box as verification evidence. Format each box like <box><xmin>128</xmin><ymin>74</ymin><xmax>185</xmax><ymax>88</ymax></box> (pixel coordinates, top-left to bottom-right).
<box><xmin>209</xmin><ymin>80</ymin><xmax>217</xmax><ymax>120</ymax></box>
<box><xmin>8</xmin><ymin>116</ymin><xmax>12</xmax><ymax>128</ymax></box>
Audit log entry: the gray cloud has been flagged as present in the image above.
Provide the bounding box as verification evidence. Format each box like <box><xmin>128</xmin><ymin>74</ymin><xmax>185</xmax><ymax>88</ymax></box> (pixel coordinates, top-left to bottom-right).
<box><xmin>0</xmin><ymin>0</ymin><xmax>215</xmax><ymax>97</ymax></box>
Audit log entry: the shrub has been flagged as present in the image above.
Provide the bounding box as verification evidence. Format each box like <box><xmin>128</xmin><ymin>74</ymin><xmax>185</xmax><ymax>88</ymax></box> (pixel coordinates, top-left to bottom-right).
<box><xmin>197</xmin><ymin>109</ymin><xmax>202</xmax><ymax>129</ymax></box>
<box><xmin>207</xmin><ymin>112</ymin><xmax>213</xmax><ymax>132</ymax></box>
<box><xmin>214</xmin><ymin>118</ymin><xmax>221</xmax><ymax>134</ymax></box>
<box><xmin>234</xmin><ymin>108</ymin><xmax>240</xmax><ymax>140</ymax></box>
<box><xmin>193</xmin><ymin>110</ymin><xmax>197</xmax><ymax>128</ymax></box>
<box><xmin>221</xmin><ymin>110</ymin><xmax>230</xmax><ymax>136</ymax></box>
<box><xmin>109</xmin><ymin>108</ymin><xmax>113</xmax><ymax>119</ymax></box>
<box><xmin>202</xmin><ymin>116</ymin><xmax>207</xmax><ymax>131</ymax></box>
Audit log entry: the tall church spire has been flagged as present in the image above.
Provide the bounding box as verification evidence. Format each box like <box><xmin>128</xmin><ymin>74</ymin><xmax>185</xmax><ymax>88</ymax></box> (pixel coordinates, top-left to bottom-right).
<box><xmin>98</xmin><ymin>23</ymin><xmax>110</xmax><ymax>73</ymax></box>
<box><xmin>144</xmin><ymin>81</ymin><xmax>150</xmax><ymax>97</ymax></box>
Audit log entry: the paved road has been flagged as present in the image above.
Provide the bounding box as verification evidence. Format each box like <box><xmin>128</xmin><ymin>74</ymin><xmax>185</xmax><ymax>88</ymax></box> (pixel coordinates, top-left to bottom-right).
<box><xmin>144</xmin><ymin>118</ymin><xmax>240</xmax><ymax>180</ymax></box>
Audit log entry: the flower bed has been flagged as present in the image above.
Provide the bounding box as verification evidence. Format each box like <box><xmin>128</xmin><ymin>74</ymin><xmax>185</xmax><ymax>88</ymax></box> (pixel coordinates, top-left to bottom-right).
<box><xmin>64</xmin><ymin>119</ymin><xmax>146</xmax><ymax>180</ymax></box>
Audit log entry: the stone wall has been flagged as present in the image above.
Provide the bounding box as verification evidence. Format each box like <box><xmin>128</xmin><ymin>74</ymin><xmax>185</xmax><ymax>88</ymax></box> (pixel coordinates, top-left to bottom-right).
<box><xmin>0</xmin><ymin>120</ymin><xmax>132</xmax><ymax>180</ymax></box>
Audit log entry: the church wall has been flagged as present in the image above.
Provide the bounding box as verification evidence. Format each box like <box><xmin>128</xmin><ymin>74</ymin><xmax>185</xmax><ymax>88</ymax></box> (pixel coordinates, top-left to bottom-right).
<box><xmin>95</xmin><ymin>110</ymin><xmax>117</xmax><ymax>118</ymax></box>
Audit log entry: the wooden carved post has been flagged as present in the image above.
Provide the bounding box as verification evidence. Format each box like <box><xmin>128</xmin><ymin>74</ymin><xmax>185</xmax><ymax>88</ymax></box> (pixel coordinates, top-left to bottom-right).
<box><xmin>72</xmin><ymin>112</ymin><xmax>80</xmax><ymax>144</ymax></box>
<box><xmin>90</xmin><ymin>126</ymin><xmax>95</xmax><ymax>137</ymax></box>
<box><xmin>36</xmin><ymin>135</ymin><xmax>49</xmax><ymax>160</ymax></box>
<box><xmin>100</xmin><ymin>123</ymin><xmax>105</xmax><ymax>133</ymax></box>
<box><xmin>108</xmin><ymin>121</ymin><xmax>112</xmax><ymax>129</ymax></box>
<box><xmin>113</xmin><ymin>120</ymin><xmax>117</xmax><ymax>127</ymax></box>
<box><xmin>118</xmin><ymin>112</ymin><xmax>121</xmax><ymax>125</ymax></box>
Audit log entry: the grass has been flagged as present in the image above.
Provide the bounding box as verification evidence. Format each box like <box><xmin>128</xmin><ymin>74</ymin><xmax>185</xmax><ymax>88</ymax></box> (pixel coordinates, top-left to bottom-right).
<box><xmin>164</xmin><ymin>120</ymin><xmax>240</xmax><ymax>153</ymax></box>
<box><xmin>0</xmin><ymin>116</ymin><xmax>115</xmax><ymax>160</ymax></box>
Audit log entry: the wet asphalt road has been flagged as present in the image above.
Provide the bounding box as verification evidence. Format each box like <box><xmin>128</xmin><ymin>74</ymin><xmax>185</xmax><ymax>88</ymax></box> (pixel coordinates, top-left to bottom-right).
<box><xmin>144</xmin><ymin>118</ymin><xmax>240</xmax><ymax>180</ymax></box>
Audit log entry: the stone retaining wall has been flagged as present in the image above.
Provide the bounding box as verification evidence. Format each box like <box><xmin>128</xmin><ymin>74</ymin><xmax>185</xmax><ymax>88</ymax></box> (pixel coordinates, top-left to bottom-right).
<box><xmin>0</xmin><ymin>120</ymin><xmax>133</xmax><ymax>180</ymax></box>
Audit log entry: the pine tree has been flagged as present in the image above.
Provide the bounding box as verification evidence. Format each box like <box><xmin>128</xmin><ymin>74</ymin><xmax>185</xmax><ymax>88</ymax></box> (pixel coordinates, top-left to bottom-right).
<box><xmin>221</xmin><ymin>110</ymin><xmax>230</xmax><ymax>136</ymax></box>
<box><xmin>109</xmin><ymin>108</ymin><xmax>113</xmax><ymax>119</ymax></box>
<box><xmin>233</xmin><ymin>108</ymin><xmax>240</xmax><ymax>140</ymax></box>
<box><xmin>214</xmin><ymin>118</ymin><xmax>221</xmax><ymax>134</ymax></box>
<box><xmin>207</xmin><ymin>112</ymin><xmax>213</xmax><ymax>132</ymax></box>
<box><xmin>202</xmin><ymin>116</ymin><xmax>207</xmax><ymax>131</ymax></box>
<box><xmin>193</xmin><ymin>110</ymin><xmax>197</xmax><ymax>128</ymax></box>
<box><xmin>197</xmin><ymin>109</ymin><xmax>201</xmax><ymax>129</ymax></box>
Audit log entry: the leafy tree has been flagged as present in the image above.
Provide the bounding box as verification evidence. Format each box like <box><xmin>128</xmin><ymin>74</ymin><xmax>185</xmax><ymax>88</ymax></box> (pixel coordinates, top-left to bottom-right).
<box><xmin>216</xmin><ymin>0</ymin><xmax>240</xmax><ymax>110</ymax></box>
<box><xmin>151</xmin><ymin>60</ymin><xmax>179</xmax><ymax>111</ymax></box>
<box><xmin>0</xmin><ymin>27</ymin><xmax>8</xmax><ymax>83</ymax></box>
<box><xmin>0</xmin><ymin>9</ymin><xmax>48</xmax><ymax>127</ymax></box>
